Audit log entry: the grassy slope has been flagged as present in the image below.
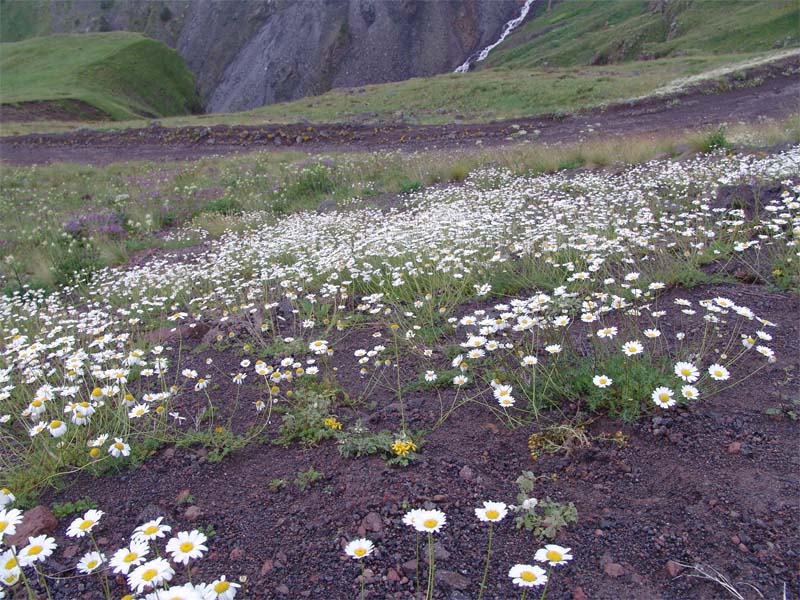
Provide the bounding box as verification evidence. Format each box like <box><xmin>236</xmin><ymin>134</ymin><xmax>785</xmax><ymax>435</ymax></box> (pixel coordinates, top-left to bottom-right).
<box><xmin>0</xmin><ymin>1</ymin><xmax>796</xmax><ymax>134</ymax></box>
<box><xmin>483</xmin><ymin>0</ymin><xmax>800</xmax><ymax>69</ymax></box>
<box><xmin>0</xmin><ymin>0</ymin><xmax>49</xmax><ymax>42</ymax></box>
<box><xmin>0</xmin><ymin>32</ymin><xmax>199</xmax><ymax>119</ymax></box>
<box><xmin>3</xmin><ymin>48</ymin><xmax>794</xmax><ymax>137</ymax></box>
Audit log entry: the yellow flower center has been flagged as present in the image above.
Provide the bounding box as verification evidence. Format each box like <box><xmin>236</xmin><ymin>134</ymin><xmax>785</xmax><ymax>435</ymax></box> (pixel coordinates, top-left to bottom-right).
<box><xmin>486</xmin><ymin>510</ymin><xmax>499</xmax><ymax>520</ymax></box>
<box><xmin>32</xmin><ymin>399</ymin><xmax>42</xmax><ymax>407</ymax></box>
<box><xmin>423</xmin><ymin>518</ymin><xmax>438</xmax><ymax>529</ymax></box>
<box><xmin>354</xmin><ymin>548</ymin><xmax>366</xmax><ymax>557</ymax></box>
<box><xmin>4</xmin><ymin>556</ymin><xmax>17</xmax><ymax>569</ymax></box>
<box><xmin>546</xmin><ymin>550</ymin><xmax>562</xmax><ymax>562</ymax></box>
<box><xmin>28</xmin><ymin>545</ymin><xmax>42</xmax><ymax>556</ymax></box>
<box><xmin>681</xmin><ymin>368</ymin><xmax>690</xmax><ymax>375</ymax></box>
<box><xmin>142</xmin><ymin>568</ymin><xmax>157</xmax><ymax>581</ymax></box>
<box><xmin>214</xmin><ymin>581</ymin><xmax>230</xmax><ymax>593</ymax></box>
<box><xmin>659</xmin><ymin>393</ymin><xmax>669</xmax><ymax>401</ymax></box>
<box><xmin>79</xmin><ymin>519</ymin><xmax>93</xmax><ymax>530</ymax></box>
<box><xmin>89</xmin><ymin>448</ymin><xmax>100</xmax><ymax>458</ymax></box>
<box><xmin>180</xmin><ymin>541</ymin><xmax>194</xmax><ymax>553</ymax></box>
<box><xmin>50</xmin><ymin>420</ymin><xmax>61</xmax><ymax>428</ymax></box>
<box><xmin>0</xmin><ymin>522</ymin><xmax>6</xmax><ymax>533</ymax></box>
<box><xmin>521</xmin><ymin>571</ymin><xmax>537</xmax><ymax>582</ymax></box>
<box><xmin>143</xmin><ymin>525</ymin><xmax>158</xmax><ymax>536</ymax></box>
<box><xmin>87</xmin><ymin>560</ymin><xmax>98</xmax><ymax>569</ymax></box>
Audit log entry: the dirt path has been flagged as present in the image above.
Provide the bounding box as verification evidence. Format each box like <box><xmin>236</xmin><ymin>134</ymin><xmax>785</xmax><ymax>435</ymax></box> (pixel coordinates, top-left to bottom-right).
<box><xmin>1</xmin><ymin>68</ymin><xmax>798</xmax><ymax>166</ymax></box>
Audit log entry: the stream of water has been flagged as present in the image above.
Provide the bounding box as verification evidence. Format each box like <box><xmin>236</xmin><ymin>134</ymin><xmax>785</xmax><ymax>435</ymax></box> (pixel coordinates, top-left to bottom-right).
<box><xmin>455</xmin><ymin>0</ymin><xmax>537</xmax><ymax>73</ymax></box>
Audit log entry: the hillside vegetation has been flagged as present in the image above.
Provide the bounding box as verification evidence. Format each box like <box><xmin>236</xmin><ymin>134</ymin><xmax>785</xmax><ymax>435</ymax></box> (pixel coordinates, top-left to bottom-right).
<box><xmin>0</xmin><ymin>32</ymin><xmax>200</xmax><ymax>120</ymax></box>
<box><xmin>483</xmin><ymin>0</ymin><xmax>799</xmax><ymax>69</ymax></box>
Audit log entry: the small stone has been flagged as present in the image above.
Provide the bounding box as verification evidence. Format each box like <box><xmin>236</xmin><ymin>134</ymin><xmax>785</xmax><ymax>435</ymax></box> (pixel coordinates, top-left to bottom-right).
<box><xmin>731</xmin><ymin>535</ymin><xmax>741</xmax><ymax>545</ymax></box>
<box><xmin>458</xmin><ymin>465</ymin><xmax>475</xmax><ymax>482</ymax></box>
<box><xmin>433</xmin><ymin>494</ymin><xmax>448</xmax><ymax>503</ymax></box>
<box><xmin>362</xmin><ymin>511</ymin><xmax>383</xmax><ymax>533</ymax></box>
<box><xmin>738</xmin><ymin>543</ymin><xmax>749</xmax><ymax>553</ymax></box>
<box><xmin>63</xmin><ymin>545</ymin><xmax>80</xmax><ymax>559</ymax></box>
<box><xmin>728</xmin><ymin>441</ymin><xmax>742</xmax><ymax>454</ymax></box>
<box><xmin>8</xmin><ymin>505</ymin><xmax>58</xmax><ymax>547</ymax></box>
<box><xmin>436</xmin><ymin>570</ymin><xmax>470</xmax><ymax>590</ymax></box>
<box><xmin>261</xmin><ymin>559</ymin><xmax>274</xmax><ymax>575</ymax></box>
<box><xmin>184</xmin><ymin>505</ymin><xmax>202</xmax><ymax>522</ymax></box>
<box><xmin>275</xmin><ymin>584</ymin><xmax>289</xmax><ymax>595</ymax></box>
<box><xmin>402</xmin><ymin>559</ymin><xmax>417</xmax><ymax>574</ymax></box>
<box><xmin>572</xmin><ymin>587</ymin><xmax>589</xmax><ymax>600</ymax></box>
<box><xmin>665</xmin><ymin>560</ymin><xmax>683</xmax><ymax>577</ymax></box>
<box><xmin>229</xmin><ymin>548</ymin><xmax>245</xmax><ymax>561</ymax></box>
<box><xmin>175</xmin><ymin>489</ymin><xmax>192</xmax><ymax>504</ymax></box>
<box><xmin>387</xmin><ymin>567</ymin><xmax>401</xmax><ymax>582</ymax></box>
<box><xmin>604</xmin><ymin>562</ymin><xmax>625</xmax><ymax>578</ymax></box>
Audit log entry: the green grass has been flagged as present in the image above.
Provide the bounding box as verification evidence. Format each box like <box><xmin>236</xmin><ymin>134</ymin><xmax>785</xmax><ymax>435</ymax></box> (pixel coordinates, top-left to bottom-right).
<box><xmin>0</xmin><ymin>32</ymin><xmax>200</xmax><ymax>120</ymax></box>
<box><xmin>483</xmin><ymin>0</ymin><xmax>799</xmax><ymax>69</ymax></box>
<box><xmin>3</xmin><ymin>48</ymin><xmax>793</xmax><ymax>138</ymax></box>
<box><xmin>0</xmin><ymin>0</ymin><xmax>49</xmax><ymax>42</ymax></box>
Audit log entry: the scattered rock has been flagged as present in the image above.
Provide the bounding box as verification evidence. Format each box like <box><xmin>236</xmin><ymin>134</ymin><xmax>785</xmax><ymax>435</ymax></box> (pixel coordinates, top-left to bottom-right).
<box><xmin>402</xmin><ymin>559</ymin><xmax>417</xmax><ymax>574</ymax></box>
<box><xmin>229</xmin><ymin>547</ymin><xmax>245</xmax><ymax>561</ymax></box>
<box><xmin>261</xmin><ymin>559</ymin><xmax>274</xmax><ymax>575</ymax></box>
<box><xmin>665</xmin><ymin>560</ymin><xmax>683</xmax><ymax>577</ymax></box>
<box><xmin>175</xmin><ymin>489</ymin><xmax>192</xmax><ymax>504</ymax></box>
<box><xmin>275</xmin><ymin>584</ymin><xmax>290</xmax><ymax>595</ymax></box>
<box><xmin>572</xmin><ymin>586</ymin><xmax>589</xmax><ymax>600</ymax></box>
<box><xmin>8</xmin><ymin>505</ymin><xmax>58</xmax><ymax>546</ymax></box>
<box><xmin>604</xmin><ymin>562</ymin><xmax>625</xmax><ymax>578</ymax></box>
<box><xmin>387</xmin><ymin>567</ymin><xmax>401</xmax><ymax>582</ymax></box>
<box><xmin>436</xmin><ymin>570</ymin><xmax>470</xmax><ymax>590</ymax></box>
<box><xmin>458</xmin><ymin>465</ymin><xmax>475</xmax><ymax>482</ymax></box>
<box><xmin>728</xmin><ymin>441</ymin><xmax>743</xmax><ymax>454</ymax></box>
<box><xmin>362</xmin><ymin>511</ymin><xmax>383</xmax><ymax>533</ymax></box>
<box><xmin>184</xmin><ymin>505</ymin><xmax>202</xmax><ymax>522</ymax></box>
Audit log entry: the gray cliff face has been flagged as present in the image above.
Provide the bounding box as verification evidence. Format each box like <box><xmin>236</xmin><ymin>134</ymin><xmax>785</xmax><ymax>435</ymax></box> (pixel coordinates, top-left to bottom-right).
<box><xmin>34</xmin><ymin>0</ymin><xmax>520</xmax><ymax>112</ymax></box>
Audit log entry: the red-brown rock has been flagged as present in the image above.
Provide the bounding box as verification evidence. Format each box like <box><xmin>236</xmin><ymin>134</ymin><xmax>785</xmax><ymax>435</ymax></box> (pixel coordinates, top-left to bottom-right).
<box><xmin>8</xmin><ymin>505</ymin><xmax>58</xmax><ymax>546</ymax></box>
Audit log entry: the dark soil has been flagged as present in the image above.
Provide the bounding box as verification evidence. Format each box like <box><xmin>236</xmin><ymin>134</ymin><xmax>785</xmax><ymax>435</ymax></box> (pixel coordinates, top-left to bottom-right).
<box><xmin>0</xmin><ymin>100</ymin><xmax>109</xmax><ymax>123</ymax></box>
<box><xmin>1</xmin><ymin>60</ymin><xmax>798</xmax><ymax>166</ymax></box>
<box><xmin>31</xmin><ymin>280</ymin><xmax>799</xmax><ymax>600</ymax></box>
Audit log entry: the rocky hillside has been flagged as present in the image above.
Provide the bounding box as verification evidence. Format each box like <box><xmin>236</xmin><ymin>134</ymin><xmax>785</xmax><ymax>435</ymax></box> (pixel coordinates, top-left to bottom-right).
<box><xmin>0</xmin><ymin>0</ymin><xmax>520</xmax><ymax>113</ymax></box>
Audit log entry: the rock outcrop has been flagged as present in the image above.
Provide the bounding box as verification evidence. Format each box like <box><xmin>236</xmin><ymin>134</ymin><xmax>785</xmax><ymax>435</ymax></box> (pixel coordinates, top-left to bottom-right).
<box><xmin>15</xmin><ymin>0</ymin><xmax>521</xmax><ymax>112</ymax></box>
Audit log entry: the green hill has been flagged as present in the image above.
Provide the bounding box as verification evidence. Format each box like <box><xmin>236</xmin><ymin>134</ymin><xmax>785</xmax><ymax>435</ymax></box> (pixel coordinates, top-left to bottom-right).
<box><xmin>0</xmin><ymin>32</ymin><xmax>200</xmax><ymax>120</ymax></box>
<box><xmin>482</xmin><ymin>0</ymin><xmax>799</xmax><ymax>70</ymax></box>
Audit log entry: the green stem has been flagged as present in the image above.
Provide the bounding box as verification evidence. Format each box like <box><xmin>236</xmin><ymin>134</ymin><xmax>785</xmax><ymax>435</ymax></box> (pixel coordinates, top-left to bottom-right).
<box><xmin>360</xmin><ymin>560</ymin><xmax>365</xmax><ymax>600</ymax></box>
<box><xmin>520</xmin><ymin>589</ymin><xmax>528</xmax><ymax>600</ymax></box>
<box><xmin>477</xmin><ymin>524</ymin><xmax>494</xmax><ymax>600</ymax></box>
<box><xmin>88</xmin><ymin>533</ymin><xmax>111</xmax><ymax>599</ymax></box>
<box><xmin>16</xmin><ymin>555</ymin><xmax>35</xmax><ymax>600</ymax></box>
<box><xmin>415</xmin><ymin>532</ymin><xmax>421</xmax><ymax>594</ymax></box>
<box><xmin>35</xmin><ymin>564</ymin><xmax>54</xmax><ymax>600</ymax></box>
<box><xmin>425</xmin><ymin>533</ymin><xmax>435</xmax><ymax>600</ymax></box>
<box><xmin>539</xmin><ymin>567</ymin><xmax>551</xmax><ymax>600</ymax></box>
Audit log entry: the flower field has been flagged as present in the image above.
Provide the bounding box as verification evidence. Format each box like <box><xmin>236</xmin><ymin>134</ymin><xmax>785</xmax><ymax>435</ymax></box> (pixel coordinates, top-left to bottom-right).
<box><xmin>0</xmin><ymin>144</ymin><xmax>798</xmax><ymax>599</ymax></box>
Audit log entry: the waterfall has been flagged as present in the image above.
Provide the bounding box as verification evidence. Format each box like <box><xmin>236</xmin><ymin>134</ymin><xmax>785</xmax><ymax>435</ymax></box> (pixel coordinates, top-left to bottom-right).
<box><xmin>455</xmin><ymin>0</ymin><xmax>537</xmax><ymax>73</ymax></box>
